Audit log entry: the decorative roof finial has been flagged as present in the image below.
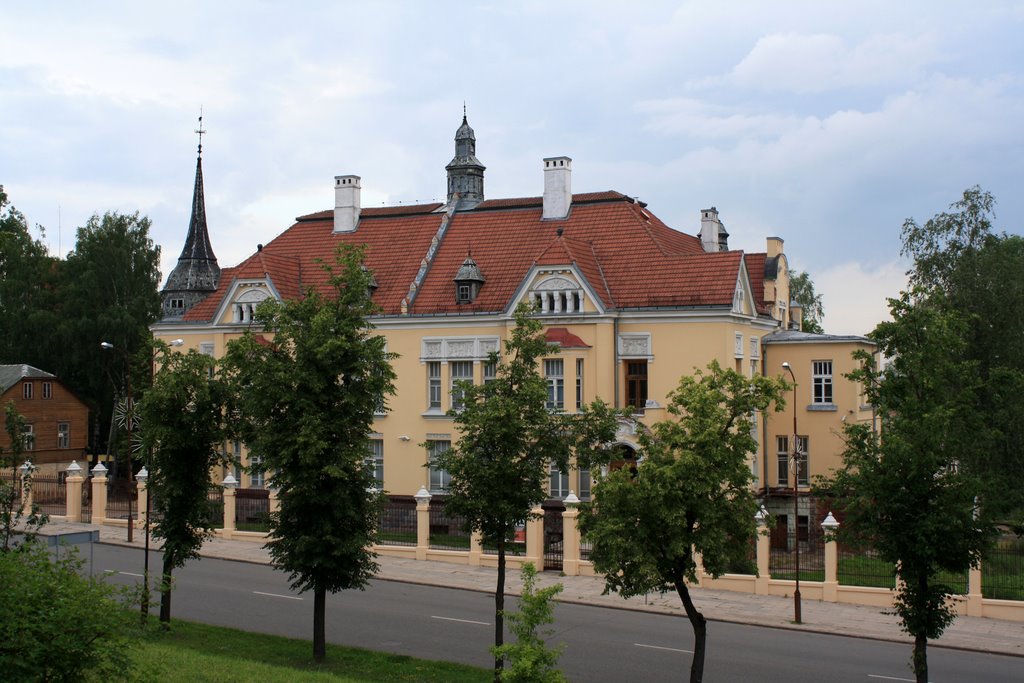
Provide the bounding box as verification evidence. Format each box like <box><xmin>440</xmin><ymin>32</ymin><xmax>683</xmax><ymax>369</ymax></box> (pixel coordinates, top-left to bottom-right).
<box><xmin>463</xmin><ymin>101</ymin><xmax>467</xmax><ymax>124</ymax></box>
<box><xmin>195</xmin><ymin>107</ymin><xmax>206</xmax><ymax>157</ymax></box>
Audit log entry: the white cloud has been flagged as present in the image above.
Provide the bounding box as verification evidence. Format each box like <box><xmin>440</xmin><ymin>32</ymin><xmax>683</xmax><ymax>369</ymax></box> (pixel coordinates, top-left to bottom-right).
<box><xmin>818</xmin><ymin>260</ymin><xmax>907</xmax><ymax>336</ymax></box>
<box><xmin>729</xmin><ymin>32</ymin><xmax>941</xmax><ymax>93</ymax></box>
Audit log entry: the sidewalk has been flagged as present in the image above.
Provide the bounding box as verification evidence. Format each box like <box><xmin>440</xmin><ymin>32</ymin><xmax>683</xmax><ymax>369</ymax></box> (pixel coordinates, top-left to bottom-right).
<box><xmin>42</xmin><ymin>521</ymin><xmax>1024</xmax><ymax>658</ymax></box>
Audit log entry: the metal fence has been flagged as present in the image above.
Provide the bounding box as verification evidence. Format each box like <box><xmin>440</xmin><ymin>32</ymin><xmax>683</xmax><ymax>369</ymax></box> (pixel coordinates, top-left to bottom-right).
<box><xmin>428</xmin><ymin>499</ymin><xmax>471</xmax><ymax>551</ymax></box>
<box><xmin>106</xmin><ymin>478</ymin><xmax>136</xmax><ymax>521</ymax></box>
<box><xmin>33</xmin><ymin>475</ymin><xmax>66</xmax><ymax>516</ymax></box>
<box><xmin>205</xmin><ymin>487</ymin><xmax>224</xmax><ymax>529</ymax></box>
<box><xmin>770</xmin><ymin>526</ymin><xmax>825</xmax><ymax>582</ymax></box>
<box><xmin>836</xmin><ymin>545</ymin><xmax>896</xmax><ymax>589</ymax></box>
<box><xmin>235</xmin><ymin>488</ymin><xmax>270</xmax><ymax>532</ymax></box>
<box><xmin>377</xmin><ymin>495</ymin><xmax>417</xmax><ymax>546</ymax></box>
<box><xmin>982</xmin><ymin>536</ymin><xmax>1024</xmax><ymax>600</ymax></box>
<box><xmin>80</xmin><ymin>479</ymin><xmax>91</xmax><ymax>523</ymax></box>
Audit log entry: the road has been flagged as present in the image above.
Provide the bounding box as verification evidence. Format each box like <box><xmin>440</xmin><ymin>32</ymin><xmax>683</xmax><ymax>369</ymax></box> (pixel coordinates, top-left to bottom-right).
<box><xmin>94</xmin><ymin>544</ymin><xmax>1020</xmax><ymax>682</ymax></box>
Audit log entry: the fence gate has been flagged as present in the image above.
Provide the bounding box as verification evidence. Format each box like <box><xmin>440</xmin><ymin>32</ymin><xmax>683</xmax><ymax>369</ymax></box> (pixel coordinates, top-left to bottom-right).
<box><xmin>542</xmin><ymin>500</ymin><xmax>564</xmax><ymax>571</ymax></box>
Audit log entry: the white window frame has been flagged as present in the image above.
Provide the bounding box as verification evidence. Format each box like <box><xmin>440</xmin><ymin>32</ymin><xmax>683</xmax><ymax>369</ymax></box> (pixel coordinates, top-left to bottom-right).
<box><xmin>366</xmin><ymin>439</ymin><xmax>384</xmax><ymax>486</ymax></box>
<box><xmin>57</xmin><ymin>422</ymin><xmax>70</xmax><ymax>449</ymax></box>
<box><xmin>42</xmin><ymin>382</ymin><xmax>52</xmax><ymax>399</ymax></box>
<box><xmin>250</xmin><ymin>453</ymin><xmax>265</xmax><ymax>489</ymax></box>
<box><xmin>22</xmin><ymin>382</ymin><xmax>32</xmax><ymax>400</ymax></box>
<box><xmin>450</xmin><ymin>361</ymin><xmax>473</xmax><ymax>410</ymax></box>
<box><xmin>549</xmin><ymin>461</ymin><xmax>570</xmax><ymax>499</ymax></box>
<box><xmin>812</xmin><ymin>360</ymin><xmax>833</xmax><ymax>404</ymax></box>
<box><xmin>545</xmin><ymin>359</ymin><xmax>564</xmax><ymax>411</ymax></box>
<box><xmin>575</xmin><ymin>358</ymin><xmax>584</xmax><ymax>410</ymax></box>
<box><xmin>427</xmin><ymin>361</ymin><xmax>442</xmax><ymax>409</ymax></box>
<box><xmin>427</xmin><ymin>440</ymin><xmax>452</xmax><ymax>493</ymax></box>
<box><xmin>22</xmin><ymin>424</ymin><xmax>34</xmax><ymax>451</ymax></box>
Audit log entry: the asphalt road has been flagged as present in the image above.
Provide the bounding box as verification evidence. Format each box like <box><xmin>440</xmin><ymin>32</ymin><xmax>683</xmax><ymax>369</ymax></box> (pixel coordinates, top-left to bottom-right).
<box><xmin>94</xmin><ymin>544</ymin><xmax>1020</xmax><ymax>682</ymax></box>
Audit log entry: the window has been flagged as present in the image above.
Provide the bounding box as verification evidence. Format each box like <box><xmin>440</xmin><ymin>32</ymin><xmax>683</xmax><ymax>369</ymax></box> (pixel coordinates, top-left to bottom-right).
<box><xmin>250</xmin><ymin>454</ymin><xmax>265</xmax><ymax>488</ymax></box>
<box><xmin>544</xmin><ymin>359</ymin><xmax>564</xmax><ymax>410</ymax></box>
<box><xmin>170</xmin><ymin>298</ymin><xmax>185</xmax><ymax>311</ymax></box>
<box><xmin>457</xmin><ymin>284</ymin><xmax>471</xmax><ymax>304</ymax></box>
<box><xmin>776</xmin><ymin>435</ymin><xmax>808</xmax><ymax>486</ymax></box>
<box><xmin>812</xmin><ymin>360</ymin><xmax>833</xmax><ymax>404</ymax></box>
<box><xmin>450</xmin><ymin>361</ymin><xmax>473</xmax><ymax>410</ymax></box>
<box><xmin>626</xmin><ymin>360</ymin><xmax>648</xmax><ymax>412</ymax></box>
<box><xmin>427</xmin><ymin>362</ymin><xmax>441</xmax><ymax>409</ymax></box>
<box><xmin>57</xmin><ymin>422</ymin><xmax>70</xmax><ymax>449</ymax></box>
<box><xmin>22</xmin><ymin>382</ymin><xmax>32</xmax><ymax>399</ymax></box>
<box><xmin>366</xmin><ymin>439</ymin><xmax>384</xmax><ymax>487</ymax></box>
<box><xmin>578</xmin><ymin>467</ymin><xmax>591</xmax><ymax>501</ymax></box>
<box><xmin>549</xmin><ymin>462</ymin><xmax>570</xmax><ymax>499</ymax></box>
<box><xmin>22</xmin><ymin>424</ymin><xmax>34</xmax><ymax>451</ymax></box>
<box><xmin>427</xmin><ymin>440</ymin><xmax>452</xmax><ymax>493</ymax></box>
<box><xmin>483</xmin><ymin>361</ymin><xmax>497</xmax><ymax>386</ymax></box>
<box><xmin>42</xmin><ymin>382</ymin><xmax>52</xmax><ymax>399</ymax></box>
<box><xmin>575</xmin><ymin>358</ymin><xmax>584</xmax><ymax>410</ymax></box>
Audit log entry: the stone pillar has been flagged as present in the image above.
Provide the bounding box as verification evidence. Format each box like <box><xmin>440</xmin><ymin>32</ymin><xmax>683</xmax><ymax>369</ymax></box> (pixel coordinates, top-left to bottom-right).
<box><xmin>821</xmin><ymin>512</ymin><xmax>840</xmax><ymax>602</ymax></box>
<box><xmin>525</xmin><ymin>505</ymin><xmax>544</xmax><ymax>567</ymax></box>
<box><xmin>91</xmin><ymin>463</ymin><xmax>109</xmax><ymax>525</ymax></box>
<box><xmin>415</xmin><ymin>486</ymin><xmax>431</xmax><ymax>561</ymax></box>
<box><xmin>18</xmin><ymin>461</ymin><xmax>34</xmax><ymax>515</ymax></box>
<box><xmin>755</xmin><ymin>506</ymin><xmax>770</xmax><ymax>595</ymax></box>
<box><xmin>469</xmin><ymin>531</ymin><xmax>483</xmax><ymax>566</ymax></box>
<box><xmin>136</xmin><ymin>475</ymin><xmax>148</xmax><ymax>530</ymax></box>
<box><xmin>561</xmin><ymin>494</ymin><xmax>581</xmax><ymax>576</ymax></box>
<box><xmin>64</xmin><ymin>461</ymin><xmax>84</xmax><ymax>523</ymax></box>
<box><xmin>967</xmin><ymin>562</ymin><xmax>984</xmax><ymax>617</ymax></box>
<box><xmin>222</xmin><ymin>487</ymin><xmax>236</xmax><ymax>537</ymax></box>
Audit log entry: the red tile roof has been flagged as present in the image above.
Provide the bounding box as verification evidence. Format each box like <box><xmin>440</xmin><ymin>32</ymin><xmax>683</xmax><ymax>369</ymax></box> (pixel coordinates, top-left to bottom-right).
<box><xmin>545</xmin><ymin>328</ymin><xmax>591</xmax><ymax>348</ymax></box>
<box><xmin>184</xmin><ymin>192</ymin><xmax>773</xmax><ymax>322</ymax></box>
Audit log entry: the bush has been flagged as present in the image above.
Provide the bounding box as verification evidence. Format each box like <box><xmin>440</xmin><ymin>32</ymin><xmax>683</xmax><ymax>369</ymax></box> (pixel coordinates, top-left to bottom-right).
<box><xmin>0</xmin><ymin>541</ymin><xmax>140</xmax><ymax>681</ymax></box>
<box><xmin>492</xmin><ymin>562</ymin><xmax>567</xmax><ymax>683</ymax></box>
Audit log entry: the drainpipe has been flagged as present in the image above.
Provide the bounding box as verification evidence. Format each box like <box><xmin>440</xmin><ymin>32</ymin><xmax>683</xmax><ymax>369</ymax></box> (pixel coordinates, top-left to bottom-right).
<box><xmin>613</xmin><ymin>316</ymin><xmax>620</xmax><ymax>409</ymax></box>
<box><xmin>761</xmin><ymin>340</ymin><xmax>770</xmax><ymax>503</ymax></box>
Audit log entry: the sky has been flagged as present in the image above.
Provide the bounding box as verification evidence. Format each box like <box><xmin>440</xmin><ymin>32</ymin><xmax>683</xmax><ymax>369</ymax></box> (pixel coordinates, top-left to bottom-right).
<box><xmin>3</xmin><ymin>1</ymin><xmax>1023</xmax><ymax>336</ymax></box>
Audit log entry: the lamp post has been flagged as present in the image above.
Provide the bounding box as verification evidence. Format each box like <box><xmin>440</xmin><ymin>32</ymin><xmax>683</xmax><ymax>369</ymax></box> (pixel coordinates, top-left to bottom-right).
<box><xmin>781</xmin><ymin>361</ymin><xmax>802</xmax><ymax>624</ymax></box>
<box><xmin>101</xmin><ymin>341</ymin><xmax>135</xmax><ymax>543</ymax></box>
<box><xmin>104</xmin><ymin>338</ymin><xmax>183</xmax><ymax>623</ymax></box>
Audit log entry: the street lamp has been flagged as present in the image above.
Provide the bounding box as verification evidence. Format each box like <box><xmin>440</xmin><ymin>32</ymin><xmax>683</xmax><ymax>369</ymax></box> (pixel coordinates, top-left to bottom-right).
<box><xmin>781</xmin><ymin>361</ymin><xmax>802</xmax><ymax>624</ymax></box>
<box><xmin>104</xmin><ymin>337</ymin><xmax>184</xmax><ymax>624</ymax></box>
<box><xmin>101</xmin><ymin>341</ymin><xmax>135</xmax><ymax>543</ymax></box>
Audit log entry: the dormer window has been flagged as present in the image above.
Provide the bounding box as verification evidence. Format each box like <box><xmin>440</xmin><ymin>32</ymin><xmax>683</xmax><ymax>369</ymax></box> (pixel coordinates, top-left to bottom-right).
<box><xmin>454</xmin><ymin>254</ymin><xmax>485</xmax><ymax>305</ymax></box>
<box><xmin>530</xmin><ymin>276</ymin><xmax>585</xmax><ymax>314</ymax></box>
<box><xmin>232</xmin><ymin>286</ymin><xmax>271</xmax><ymax>324</ymax></box>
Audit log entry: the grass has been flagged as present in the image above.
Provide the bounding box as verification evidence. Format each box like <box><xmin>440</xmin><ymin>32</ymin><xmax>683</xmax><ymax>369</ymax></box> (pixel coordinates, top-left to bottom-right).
<box><xmin>130</xmin><ymin>620</ymin><xmax>490</xmax><ymax>682</ymax></box>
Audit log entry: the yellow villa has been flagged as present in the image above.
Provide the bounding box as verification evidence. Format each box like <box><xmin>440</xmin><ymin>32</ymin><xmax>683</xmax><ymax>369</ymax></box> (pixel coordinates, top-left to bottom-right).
<box><xmin>151</xmin><ymin>115</ymin><xmax>874</xmax><ymax>550</ymax></box>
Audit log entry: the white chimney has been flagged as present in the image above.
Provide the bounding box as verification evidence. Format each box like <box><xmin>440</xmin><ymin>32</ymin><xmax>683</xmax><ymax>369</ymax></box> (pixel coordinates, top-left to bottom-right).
<box><xmin>542</xmin><ymin>156</ymin><xmax>572</xmax><ymax>220</ymax></box>
<box><xmin>334</xmin><ymin>175</ymin><xmax>361</xmax><ymax>233</ymax></box>
<box><xmin>700</xmin><ymin>207</ymin><xmax>727</xmax><ymax>252</ymax></box>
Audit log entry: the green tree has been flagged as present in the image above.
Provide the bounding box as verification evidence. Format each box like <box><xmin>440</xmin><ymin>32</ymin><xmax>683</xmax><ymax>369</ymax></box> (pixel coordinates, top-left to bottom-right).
<box><xmin>140</xmin><ymin>344</ymin><xmax>229</xmax><ymax>627</ymax></box>
<box><xmin>431</xmin><ymin>304</ymin><xmax>618</xmax><ymax>681</ymax></box>
<box><xmin>579</xmin><ymin>361</ymin><xmax>786</xmax><ymax>683</ymax></box>
<box><xmin>222</xmin><ymin>245</ymin><xmax>396</xmax><ymax>662</ymax></box>
<box><xmin>58</xmin><ymin>211</ymin><xmax>162</xmax><ymax>463</ymax></box>
<box><xmin>1</xmin><ymin>402</ymin><xmax>47</xmax><ymax>550</ymax></box>
<box><xmin>823</xmin><ymin>292</ymin><xmax>996</xmax><ymax>683</ymax></box>
<box><xmin>788</xmin><ymin>269</ymin><xmax>824</xmax><ymax>333</ymax></box>
<box><xmin>491</xmin><ymin>563</ymin><xmax>567</xmax><ymax>683</ymax></box>
<box><xmin>0</xmin><ymin>186</ymin><xmax>59</xmax><ymax>368</ymax></box>
<box><xmin>0</xmin><ymin>541</ymin><xmax>139</xmax><ymax>681</ymax></box>
<box><xmin>900</xmin><ymin>187</ymin><xmax>1024</xmax><ymax>520</ymax></box>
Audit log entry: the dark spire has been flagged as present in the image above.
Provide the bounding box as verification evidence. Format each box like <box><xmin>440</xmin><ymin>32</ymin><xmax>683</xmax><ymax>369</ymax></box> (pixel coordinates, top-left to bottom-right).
<box><xmin>160</xmin><ymin>114</ymin><xmax>221</xmax><ymax>320</ymax></box>
<box><xmin>446</xmin><ymin>109</ymin><xmax>485</xmax><ymax>209</ymax></box>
